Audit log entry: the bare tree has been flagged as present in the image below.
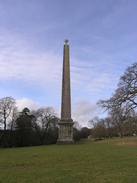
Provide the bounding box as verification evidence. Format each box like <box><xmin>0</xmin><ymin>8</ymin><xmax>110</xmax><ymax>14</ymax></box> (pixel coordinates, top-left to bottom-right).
<box><xmin>32</xmin><ymin>107</ymin><xmax>58</xmax><ymax>145</ymax></box>
<box><xmin>0</xmin><ymin>97</ymin><xmax>16</xmax><ymax>145</ymax></box>
<box><xmin>98</xmin><ymin>96</ymin><xmax>132</xmax><ymax>138</ymax></box>
<box><xmin>104</xmin><ymin>117</ymin><xmax>116</xmax><ymax>138</ymax></box>
<box><xmin>89</xmin><ymin>116</ymin><xmax>106</xmax><ymax>139</ymax></box>
<box><xmin>98</xmin><ymin>62</ymin><xmax>137</xmax><ymax>109</ymax></box>
<box><xmin>110</xmin><ymin>106</ymin><xmax>125</xmax><ymax>138</ymax></box>
<box><xmin>8</xmin><ymin>106</ymin><xmax>18</xmax><ymax>146</ymax></box>
<box><xmin>97</xmin><ymin>62</ymin><xmax>137</xmax><ymax>137</ymax></box>
<box><xmin>116</xmin><ymin>62</ymin><xmax>137</xmax><ymax>111</ymax></box>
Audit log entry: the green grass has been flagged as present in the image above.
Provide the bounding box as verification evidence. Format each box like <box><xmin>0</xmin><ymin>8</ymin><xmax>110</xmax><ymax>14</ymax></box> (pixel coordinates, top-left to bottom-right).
<box><xmin>0</xmin><ymin>137</ymin><xmax>137</xmax><ymax>183</ymax></box>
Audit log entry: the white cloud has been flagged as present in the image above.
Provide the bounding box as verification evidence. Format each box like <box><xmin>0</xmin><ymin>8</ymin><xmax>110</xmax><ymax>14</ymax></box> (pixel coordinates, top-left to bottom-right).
<box><xmin>72</xmin><ymin>100</ymin><xmax>99</xmax><ymax>127</ymax></box>
<box><xmin>16</xmin><ymin>98</ymin><xmax>61</xmax><ymax>119</ymax></box>
<box><xmin>16</xmin><ymin>98</ymin><xmax>40</xmax><ymax>111</ymax></box>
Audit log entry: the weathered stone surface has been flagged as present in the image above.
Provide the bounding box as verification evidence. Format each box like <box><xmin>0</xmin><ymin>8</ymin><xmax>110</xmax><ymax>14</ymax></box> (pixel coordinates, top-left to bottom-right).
<box><xmin>57</xmin><ymin>41</ymin><xmax>74</xmax><ymax>145</ymax></box>
<box><xmin>57</xmin><ymin>122</ymin><xmax>74</xmax><ymax>144</ymax></box>
<box><xmin>61</xmin><ymin>44</ymin><xmax>71</xmax><ymax>119</ymax></box>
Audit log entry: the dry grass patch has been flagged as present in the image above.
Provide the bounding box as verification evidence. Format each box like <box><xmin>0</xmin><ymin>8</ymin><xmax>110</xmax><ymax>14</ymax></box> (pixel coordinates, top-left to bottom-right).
<box><xmin>117</xmin><ymin>141</ymin><xmax>137</xmax><ymax>146</ymax></box>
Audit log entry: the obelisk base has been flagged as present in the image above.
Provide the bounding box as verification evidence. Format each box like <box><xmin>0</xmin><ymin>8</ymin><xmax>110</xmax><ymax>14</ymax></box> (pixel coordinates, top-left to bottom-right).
<box><xmin>57</xmin><ymin>120</ymin><xmax>75</xmax><ymax>145</ymax></box>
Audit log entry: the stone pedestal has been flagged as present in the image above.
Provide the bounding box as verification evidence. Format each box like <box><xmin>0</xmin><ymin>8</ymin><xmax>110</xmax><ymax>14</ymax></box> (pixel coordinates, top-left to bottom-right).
<box><xmin>57</xmin><ymin>120</ymin><xmax>75</xmax><ymax>144</ymax></box>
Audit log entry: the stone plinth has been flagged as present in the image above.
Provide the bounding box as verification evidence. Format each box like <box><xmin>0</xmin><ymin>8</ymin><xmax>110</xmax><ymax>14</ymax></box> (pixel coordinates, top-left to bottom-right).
<box><xmin>57</xmin><ymin>120</ymin><xmax>75</xmax><ymax>145</ymax></box>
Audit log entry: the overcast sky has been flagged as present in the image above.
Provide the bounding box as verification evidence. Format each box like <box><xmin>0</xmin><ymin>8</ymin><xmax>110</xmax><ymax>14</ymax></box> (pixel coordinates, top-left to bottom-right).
<box><xmin>0</xmin><ymin>0</ymin><xmax>137</xmax><ymax>126</ymax></box>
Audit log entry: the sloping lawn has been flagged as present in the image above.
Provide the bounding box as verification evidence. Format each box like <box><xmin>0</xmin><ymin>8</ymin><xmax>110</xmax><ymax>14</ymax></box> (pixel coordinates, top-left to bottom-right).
<box><xmin>0</xmin><ymin>137</ymin><xmax>137</xmax><ymax>183</ymax></box>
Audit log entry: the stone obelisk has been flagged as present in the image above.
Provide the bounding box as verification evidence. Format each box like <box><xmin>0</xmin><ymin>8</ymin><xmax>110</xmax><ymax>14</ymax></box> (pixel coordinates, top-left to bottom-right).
<box><xmin>57</xmin><ymin>40</ymin><xmax>74</xmax><ymax>144</ymax></box>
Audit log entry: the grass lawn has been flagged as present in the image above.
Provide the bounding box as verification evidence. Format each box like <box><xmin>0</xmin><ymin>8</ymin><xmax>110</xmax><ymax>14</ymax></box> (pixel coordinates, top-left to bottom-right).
<box><xmin>0</xmin><ymin>137</ymin><xmax>137</xmax><ymax>183</ymax></box>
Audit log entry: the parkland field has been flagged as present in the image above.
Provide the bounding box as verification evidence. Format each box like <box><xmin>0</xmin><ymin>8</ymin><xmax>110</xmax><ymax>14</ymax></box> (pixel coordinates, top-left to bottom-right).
<box><xmin>0</xmin><ymin>137</ymin><xmax>137</xmax><ymax>183</ymax></box>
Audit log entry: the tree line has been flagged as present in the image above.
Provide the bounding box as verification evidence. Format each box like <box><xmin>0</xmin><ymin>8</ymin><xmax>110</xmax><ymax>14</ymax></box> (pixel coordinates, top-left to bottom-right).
<box><xmin>90</xmin><ymin>62</ymin><xmax>137</xmax><ymax>139</ymax></box>
<box><xmin>0</xmin><ymin>97</ymin><xmax>90</xmax><ymax>148</ymax></box>
<box><xmin>0</xmin><ymin>99</ymin><xmax>59</xmax><ymax>147</ymax></box>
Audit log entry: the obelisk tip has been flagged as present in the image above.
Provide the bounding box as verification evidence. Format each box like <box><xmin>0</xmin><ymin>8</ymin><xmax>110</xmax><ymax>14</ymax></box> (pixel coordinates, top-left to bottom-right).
<box><xmin>64</xmin><ymin>39</ymin><xmax>68</xmax><ymax>45</ymax></box>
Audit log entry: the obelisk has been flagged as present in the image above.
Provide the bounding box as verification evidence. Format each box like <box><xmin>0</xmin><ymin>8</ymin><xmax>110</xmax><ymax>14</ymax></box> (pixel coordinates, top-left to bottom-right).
<box><xmin>57</xmin><ymin>40</ymin><xmax>74</xmax><ymax>144</ymax></box>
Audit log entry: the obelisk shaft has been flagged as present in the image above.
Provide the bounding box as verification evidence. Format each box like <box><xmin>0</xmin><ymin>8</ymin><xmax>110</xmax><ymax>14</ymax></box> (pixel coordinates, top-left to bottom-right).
<box><xmin>57</xmin><ymin>40</ymin><xmax>74</xmax><ymax>144</ymax></box>
<box><xmin>61</xmin><ymin>44</ymin><xmax>71</xmax><ymax>120</ymax></box>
